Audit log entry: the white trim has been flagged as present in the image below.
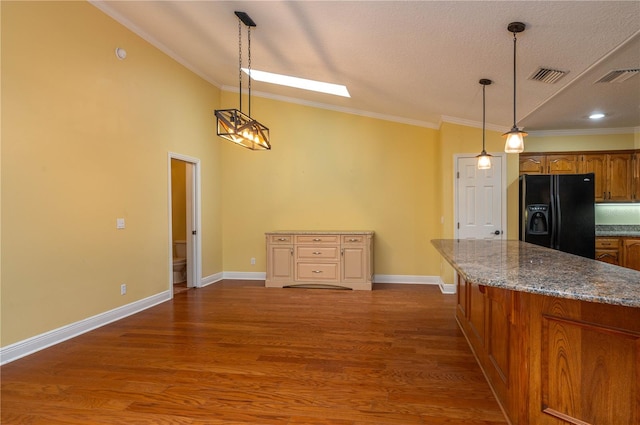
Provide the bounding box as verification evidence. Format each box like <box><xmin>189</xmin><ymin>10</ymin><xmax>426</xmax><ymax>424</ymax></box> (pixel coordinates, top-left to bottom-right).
<box><xmin>0</xmin><ymin>291</ymin><xmax>171</xmax><ymax>365</ymax></box>
<box><xmin>200</xmin><ymin>272</ymin><xmax>224</xmax><ymax>287</ymax></box>
<box><xmin>439</xmin><ymin>283</ymin><xmax>457</xmax><ymax>294</ymax></box>
<box><xmin>440</xmin><ymin>115</ymin><xmax>509</xmax><ymax>133</ymax></box>
<box><xmin>220</xmin><ymin>85</ymin><xmax>440</xmax><ymax>129</ymax></box>
<box><xmin>372</xmin><ymin>274</ymin><xmax>441</xmax><ymax>285</ymax></box>
<box><xmin>222</xmin><ymin>271</ymin><xmax>267</xmax><ymax>281</ymax></box>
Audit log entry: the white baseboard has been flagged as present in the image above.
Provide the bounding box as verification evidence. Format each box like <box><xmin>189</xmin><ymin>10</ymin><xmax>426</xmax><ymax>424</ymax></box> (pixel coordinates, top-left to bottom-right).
<box><xmin>0</xmin><ymin>290</ymin><xmax>171</xmax><ymax>365</ymax></box>
<box><xmin>373</xmin><ymin>274</ymin><xmax>440</xmax><ymax>285</ymax></box>
<box><xmin>222</xmin><ymin>271</ymin><xmax>266</xmax><ymax>280</ymax></box>
<box><xmin>200</xmin><ymin>272</ymin><xmax>223</xmax><ymax>287</ymax></box>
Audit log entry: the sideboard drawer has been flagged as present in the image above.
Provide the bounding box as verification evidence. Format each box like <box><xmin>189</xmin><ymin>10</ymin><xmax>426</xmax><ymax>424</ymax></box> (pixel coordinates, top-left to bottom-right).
<box><xmin>296</xmin><ymin>262</ymin><xmax>339</xmax><ymax>282</ymax></box>
<box><xmin>269</xmin><ymin>235</ymin><xmax>293</xmax><ymax>244</ymax></box>
<box><xmin>296</xmin><ymin>246</ymin><xmax>339</xmax><ymax>261</ymax></box>
<box><xmin>342</xmin><ymin>235</ymin><xmax>365</xmax><ymax>244</ymax></box>
<box><xmin>295</xmin><ymin>235</ymin><xmax>339</xmax><ymax>244</ymax></box>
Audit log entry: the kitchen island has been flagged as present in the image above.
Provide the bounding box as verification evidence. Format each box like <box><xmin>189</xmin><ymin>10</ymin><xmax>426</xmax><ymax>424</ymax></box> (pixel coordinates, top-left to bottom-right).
<box><xmin>432</xmin><ymin>239</ymin><xmax>640</xmax><ymax>425</ymax></box>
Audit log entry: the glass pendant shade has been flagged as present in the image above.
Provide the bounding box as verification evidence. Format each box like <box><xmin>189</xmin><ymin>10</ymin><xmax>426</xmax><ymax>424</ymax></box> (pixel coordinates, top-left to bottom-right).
<box><xmin>215</xmin><ymin>108</ymin><xmax>270</xmax><ymax>150</ymax></box>
<box><xmin>476</xmin><ymin>151</ymin><xmax>492</xmax><ymax>169</ymax></box>
<box><xmin>503</xmin><ymin>127</ymin><xmax>527</xmax><ymax>153</ymax></box>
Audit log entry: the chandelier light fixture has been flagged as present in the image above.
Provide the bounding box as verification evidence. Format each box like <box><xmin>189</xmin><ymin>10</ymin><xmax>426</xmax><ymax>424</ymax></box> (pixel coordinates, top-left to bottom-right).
<box><xmin>503</xmin><ymin>21</ymin><xmax>527</xmax><ymax>154</ymax></box>
<box><xmin>214</xmin><ymin>11</ymin><xmax>270</xmax><ymax>150</ymax></box>
<box><xmin>476</xmin><ymin>79</ymin><xmax>493</xmax><ymax>170</ymax></box>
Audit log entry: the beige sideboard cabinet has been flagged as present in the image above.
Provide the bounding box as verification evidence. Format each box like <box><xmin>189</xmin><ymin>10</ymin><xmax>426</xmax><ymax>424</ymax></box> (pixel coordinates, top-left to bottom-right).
<box><xmin>265</xmin><ymin>231</ymin><xmax>374</xmax><ymax>290</ymax></box>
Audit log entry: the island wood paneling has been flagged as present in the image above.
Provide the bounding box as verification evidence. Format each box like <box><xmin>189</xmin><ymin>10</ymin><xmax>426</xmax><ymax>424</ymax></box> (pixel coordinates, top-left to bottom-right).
<box><xmin>456</xmin><ymin>274</ymin><xmax>640</xmax><ymax>425</ymax></box>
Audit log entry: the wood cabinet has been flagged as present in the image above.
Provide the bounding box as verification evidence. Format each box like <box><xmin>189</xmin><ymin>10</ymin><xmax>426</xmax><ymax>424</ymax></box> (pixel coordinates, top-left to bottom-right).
<box><xmin>520</xmin><ymin>150</ymin><xmax>637</xmax><ymax>202</ymax></box>
<box><xmin>622</xmin><ymin>238</ymin><xmax>640</xmax><ymax>271</ymax></box>
<box><xmin>266</xmin><ymin>234</ymin><xmax>294</xmax><ymax>282</ymax></box>
<box><xmin>518</xmin><ymin>153</ymin><xmax>579</xmax><ymax>175</ymax></box>
<box><xmin>580</xmin><ymin>151</ymin><xmax>633</xmax><ymax>202</ymax></box>
<box><xmin>595</xmin><ymin>237</ymin><xmax>621</xmax><ymax>266</ymax></box>
<box><xmin>265</xmin><ymin>231</ymin><xmax>373</xmax><ymax>290</ymax></box>
<box><xmin>633</xmin><ymin>152</ymin><xmax>640</xmax><ymax>200</ymax></box>
<box><xmin>581</xmin><ymin>153</ymin><xmax>607</xmax><ymax>202</ymax></box>
<box><xmin>456</xmin><ymin>274</ymin><xmax>640</xmax><ymax>425</ymax></box>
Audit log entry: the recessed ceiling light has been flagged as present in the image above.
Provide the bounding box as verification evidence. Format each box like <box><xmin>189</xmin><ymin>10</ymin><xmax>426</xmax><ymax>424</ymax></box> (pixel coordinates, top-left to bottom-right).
<box><xmin>242</xmin><ymin>68</ymin><xmax>350</xmax><ymax>97</ymax></box>
<box><xmin>589</xmin><ymin>113</ymin><xmax>605</xmax><ymax>120</ymax></box>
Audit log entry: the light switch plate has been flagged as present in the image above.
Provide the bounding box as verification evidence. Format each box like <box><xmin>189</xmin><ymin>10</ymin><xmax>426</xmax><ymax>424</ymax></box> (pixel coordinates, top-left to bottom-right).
<box><xmin>116</xmin><ymin>218</ymin><xmax>125</xmax><ymax>229</ymax></box>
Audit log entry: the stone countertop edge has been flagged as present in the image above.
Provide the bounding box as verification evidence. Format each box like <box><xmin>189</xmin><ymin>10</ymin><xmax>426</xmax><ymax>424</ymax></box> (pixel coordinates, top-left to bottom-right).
<box><xmin>431</xmin><ymin>239</ymin><xmax>640</xmax><ymax>308</ymax></box>
<box><xmin>596</xmin><ymin>224</ymin><xmax>640</xmax><ymax>237</ymax></box>
<box><xmin>266</xmin><ymin>230</ymin><xmax>375</xmax><ymax>235</ymax></box>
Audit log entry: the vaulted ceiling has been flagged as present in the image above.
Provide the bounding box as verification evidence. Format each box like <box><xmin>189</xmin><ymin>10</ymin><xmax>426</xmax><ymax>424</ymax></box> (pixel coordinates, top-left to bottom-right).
<box><xmin>92</xmin><ymin>1</ymin><xmax>640</xmax><ymax>134</ymax></box>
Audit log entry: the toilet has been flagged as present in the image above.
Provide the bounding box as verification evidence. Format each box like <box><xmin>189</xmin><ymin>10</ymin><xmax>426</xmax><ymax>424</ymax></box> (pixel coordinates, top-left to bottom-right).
<box><xmin>173</xmin><ymin>240</ymin><xmax>187</xmax><ymax>284</ymax></box>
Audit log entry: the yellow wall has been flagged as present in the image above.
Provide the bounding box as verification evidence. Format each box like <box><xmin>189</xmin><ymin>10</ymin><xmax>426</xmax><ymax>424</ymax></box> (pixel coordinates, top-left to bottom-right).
<box><xmin>525</xmin><ymin>132</ymin><xmax>636</xmax><ymax>152</ymax></box>
<box><xmin>1</xmin><ymin>1</ymin><xmax>223</xmax><ymax>346</ymax></box>
<box><xmin>219</xmin><ymin>92</ymin><xmax>442</xmax><ymax>276</ymax></box>
<box><xmin>170</xmin><ymin>159</ymin><xmax>187</xmax><ymax>242</ymax></box>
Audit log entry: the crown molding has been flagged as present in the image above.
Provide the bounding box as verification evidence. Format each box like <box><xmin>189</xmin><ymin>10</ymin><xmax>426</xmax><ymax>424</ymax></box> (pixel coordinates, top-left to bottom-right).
<box><xmin>439</xmin><ymin>115</ymin><xmax>509</xmax><ymax>133</ymax></box>
<box><xmin>527</xmin><ymin>127</ymin><xmax>639</xmax><ymax>137</ymax></box>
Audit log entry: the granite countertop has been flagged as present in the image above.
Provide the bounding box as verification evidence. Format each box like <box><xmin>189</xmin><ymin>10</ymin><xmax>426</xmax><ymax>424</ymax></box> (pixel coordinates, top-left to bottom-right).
<box><xmin>596</xmin><ymin>225</ymin><xmax>640</xmax><ymax>237</ymax></box>
<box><xmin>266</xmin><ymin>230</ymin><xmax>374</xmax><ymax>235</ymax></box>
<box><xmin>431</xmin><ymin>239</ymin><xmax>640</xmax><ymax>308</ymax></box>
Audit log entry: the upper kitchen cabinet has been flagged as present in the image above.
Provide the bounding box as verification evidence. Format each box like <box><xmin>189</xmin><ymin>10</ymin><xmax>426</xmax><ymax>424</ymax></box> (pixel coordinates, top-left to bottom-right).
<box><xmin>519</xmin><ymin>153</ymin><xmax>580</xmax><ymax>175</ymax></box>
<box><xmin>580</xmin><ymin>152</ymin><xmax>633</xmax><ymax>202</ymax></box>
<box><xmin>520</xmin><ymin>150</ymin><xmax>637</xmax><ymax>202</ymax></box>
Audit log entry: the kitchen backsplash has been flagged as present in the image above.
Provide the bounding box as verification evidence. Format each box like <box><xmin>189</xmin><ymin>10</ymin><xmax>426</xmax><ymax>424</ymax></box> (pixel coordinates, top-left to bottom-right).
<box><xmin>595</xmin><ymin>204</ymin><xmax>640</xmax><ymax>225</ymax></box>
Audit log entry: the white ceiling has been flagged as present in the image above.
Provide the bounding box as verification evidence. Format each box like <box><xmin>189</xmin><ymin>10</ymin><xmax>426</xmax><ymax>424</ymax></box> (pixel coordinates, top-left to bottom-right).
<box><xmin>92</xmin><ymin>1</ymin><xmax>640</xmax><ymax>134</ymax></box>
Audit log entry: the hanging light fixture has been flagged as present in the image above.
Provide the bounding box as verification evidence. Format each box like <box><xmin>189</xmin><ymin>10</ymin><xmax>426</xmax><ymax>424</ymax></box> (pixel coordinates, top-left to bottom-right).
<box><xmin>503</xmin><ymin>21</ymin><xmax>527</xmax><ymax>154</ymax></box>
<box><xmin>214</xmin><ymin>11</ymin><xmax>270</xmax><ymax>150</ymax></box>
<box><xmin>476</xmin><ymin>79</ymin><xmax>493</xmax><ymax>170</ymax></box>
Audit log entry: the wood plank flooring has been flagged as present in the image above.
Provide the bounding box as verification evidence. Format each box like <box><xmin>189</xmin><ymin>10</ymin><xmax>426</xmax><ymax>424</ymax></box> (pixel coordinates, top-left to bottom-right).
<box><xmin>1</xmin><ymin>281</ymin><xmax>508</xmax><ymax>424</ymax></box>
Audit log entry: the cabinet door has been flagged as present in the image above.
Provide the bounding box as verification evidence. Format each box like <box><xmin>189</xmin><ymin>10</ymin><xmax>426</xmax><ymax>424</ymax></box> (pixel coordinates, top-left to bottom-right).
<box><xmin>341</xmin><ymin>246</ymin><xmax>366</xmax><ymax>282</ymax></box>
<box><xmin>607</xmin><ymin>153</ymin><xmax>633</xmax><ymax>201</ymax></box>
<box><xmin>632</xmin><ymin>153</ymin><xmax>639</xmax><ymax>201</ymax></box>
<box><xmin>268</xmin><ymin>245</ymin><xmax>294</xmax><ymax>281</ymax></box>
<box><xmin>519</xmin><ymin>154</ymin><xmax>546</xmax><ymax>175</ymax></box>
<box><xmin>547</xmin><ymin>154</ymin><xmax>579</xmax><ymax>174</ymax></box>
<box><xmin>580</xmin><ymin>154</ymin><xmax>607</xmax><ymax>202</ymax></box>
<box><xmin>595</xmin><ymin>250</ymin><xmax>620</xmax><ymax>266</ymax></box>
<box><xmin>623</xmin><ymin>238</ymin><xmax>640</xmax><ymax>271</ymax></box>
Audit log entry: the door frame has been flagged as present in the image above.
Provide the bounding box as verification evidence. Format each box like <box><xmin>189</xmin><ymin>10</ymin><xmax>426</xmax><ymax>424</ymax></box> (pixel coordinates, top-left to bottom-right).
<box><xmin>168</xmin><ymin>152</ymin><xmax>202</xmax><ymax>292</ymax></box>
<box><xmin>453</xmin><ymin>152</ymin><xmax>507</xmax><ymax>240</ymax></box>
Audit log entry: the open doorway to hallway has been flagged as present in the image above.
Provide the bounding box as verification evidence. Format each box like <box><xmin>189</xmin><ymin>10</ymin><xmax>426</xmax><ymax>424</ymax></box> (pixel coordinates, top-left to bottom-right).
<box><xmin>169</xmin><ymin>153</ymin><xmax>201</xmax><ymax>295</ymax></box>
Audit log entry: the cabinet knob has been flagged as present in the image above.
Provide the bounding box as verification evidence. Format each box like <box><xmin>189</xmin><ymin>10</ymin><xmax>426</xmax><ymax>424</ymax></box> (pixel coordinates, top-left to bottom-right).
<box><xmin>313</xmin><ymin>251</ymin><xmax>321</xmax><ymax>255</ymax></box>
<box><xmin>313</xmin><ymin>238</ymin><xmax>321</xmax><ymax>241</ymax></box>
<box><xmin>312</xmin><ymin>270</ymin><xmax>323</xmax><ymax>273</ymax></box>
<box><xmin>278</xmin><ymin>238</ymin><xmax>287</xmax><ymax>241</ymax></box>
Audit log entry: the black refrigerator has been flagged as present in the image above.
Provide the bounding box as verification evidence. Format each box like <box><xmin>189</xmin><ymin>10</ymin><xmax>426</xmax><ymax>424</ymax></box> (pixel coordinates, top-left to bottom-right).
<box><xmin>519</xmin><ymin>173</ymin><xmax>595</xmax><ymax>259</ymax></box>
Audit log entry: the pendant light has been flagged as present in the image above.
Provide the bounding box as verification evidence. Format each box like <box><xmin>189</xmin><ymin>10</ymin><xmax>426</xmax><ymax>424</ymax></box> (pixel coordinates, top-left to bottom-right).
<box><xmin>503</xmin><ymin>22</ymin><xmax>527</xmax><ymax>154</ymax></box>
<box><xmin>214</xmin><ymin>11</ymin><xmax>271</xmax><ymax>150</ymax></box>
<box><xmin>476</xmin><ymin>79</ymin><xmax>492</xmax><ymax>170</ymax></box>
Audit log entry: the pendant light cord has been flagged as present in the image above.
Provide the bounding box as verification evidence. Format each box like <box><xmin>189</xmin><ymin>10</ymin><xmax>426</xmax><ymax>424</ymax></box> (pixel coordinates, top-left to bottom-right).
<box><xmin>482</xmin><ymin>82</ymin><xmax>486</xmax><ymax>152</ymax></box>
<box><xmin>512</xmin><ymin>31</ymin><xmax>517</xmax><ymax>129</ymax></box>
<box><xmin>248</xmin><ymin>26</ymin><xmax>252</xmax><ymax>118</ymax></box>
<box><xmin>238</xmin><ymin>19</ymin><xmax>243</xmax><ymax>113</ymax></box>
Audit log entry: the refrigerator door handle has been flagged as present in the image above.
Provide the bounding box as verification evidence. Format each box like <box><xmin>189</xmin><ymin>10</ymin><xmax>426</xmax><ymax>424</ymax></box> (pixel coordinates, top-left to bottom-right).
<box><xmin>554</xmin><ymin>176</ymin><xmax>562</xmax><ymax>250</ymax></box>
<box><xmin>549</xmin><ymin>176</ymin><xmax>558</xmax><ymax>249</ymax></box>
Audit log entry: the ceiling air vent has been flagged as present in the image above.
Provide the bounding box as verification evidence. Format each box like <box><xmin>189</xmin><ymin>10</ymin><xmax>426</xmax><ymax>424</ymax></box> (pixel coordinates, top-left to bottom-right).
<box><xmin>528</xmin><ymin>67</ymin><xmax>568</xmax><ymax>84</ymax></box>
<box><xmin>595</xmin><ymin>69</ymin><xmax>640</xmax><ymax>83</ymax></box>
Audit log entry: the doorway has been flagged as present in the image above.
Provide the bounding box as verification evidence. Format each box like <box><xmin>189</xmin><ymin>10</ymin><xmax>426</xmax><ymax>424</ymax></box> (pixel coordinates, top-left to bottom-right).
<box><xmin>169</xmin><ymin>153</ymin><xmax>201</xmax><ymax>294</ymax></box>
<box><xmin>455</xmin><ymin>154</ymin><xmax>506</xmax><ymax>240</ymax></box>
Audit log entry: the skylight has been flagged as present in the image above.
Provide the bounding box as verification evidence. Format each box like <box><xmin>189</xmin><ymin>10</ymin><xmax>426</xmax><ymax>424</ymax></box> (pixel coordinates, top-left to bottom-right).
<box><xmin>242</xmin><ymin>68</ymin><xmax>350</xmax><ymax>98</ymax></box>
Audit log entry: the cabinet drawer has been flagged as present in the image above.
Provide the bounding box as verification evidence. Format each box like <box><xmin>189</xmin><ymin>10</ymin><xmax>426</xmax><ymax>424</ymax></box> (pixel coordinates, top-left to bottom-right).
<box><xmin>595</xmin><ymin>237</ymin><xmax>620</xmax><ymax>249</ymax></box>
<box><xmin>342</xmin><ymin>235</ymin><xmax>365</xmax><ymax>244</ymax></box>
<box><xmin>296</xmin><ymin>263</ymin><xmax>339</xmax><ymax>282</ymax></box>
<box><xmin>295</xmin><ymin>235</ymin><xmax>339</xmax><ymax>244</ymax></box>
<box><xmin>296</xmin><ymin>246</ymin><xmax>339</xmax><ymax>260</ymax></box>
<box><xmin>269</xmin><ymin>235</ymin><xmax>293</xmax><ymax>244</ymax></box>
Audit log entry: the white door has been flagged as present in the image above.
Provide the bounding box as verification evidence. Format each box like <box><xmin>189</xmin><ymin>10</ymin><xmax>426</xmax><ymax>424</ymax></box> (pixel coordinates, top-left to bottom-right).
<box><xmin>456</xmin><ymin>155</ymin><xmax>505</xmax><ymax>239</ymax></box>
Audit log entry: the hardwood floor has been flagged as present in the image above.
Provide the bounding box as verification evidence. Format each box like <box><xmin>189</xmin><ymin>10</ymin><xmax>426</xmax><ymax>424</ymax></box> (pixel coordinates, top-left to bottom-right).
<box><xmin>1</xmin><ymin>281</ymin><xmax>508</xmax><ymax>424</ymax></box>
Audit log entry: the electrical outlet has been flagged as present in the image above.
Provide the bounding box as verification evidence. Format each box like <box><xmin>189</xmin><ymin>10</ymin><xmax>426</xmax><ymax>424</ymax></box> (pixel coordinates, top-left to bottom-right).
<box><xmin>120</xmin><ymin>283</ymin><xmax>127</xmax><ymax>295</ymax></box>
<box><xmin>250</xmin><ymin>257</ymin><xmax>256</xmax><ymax>265</ymax></box>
